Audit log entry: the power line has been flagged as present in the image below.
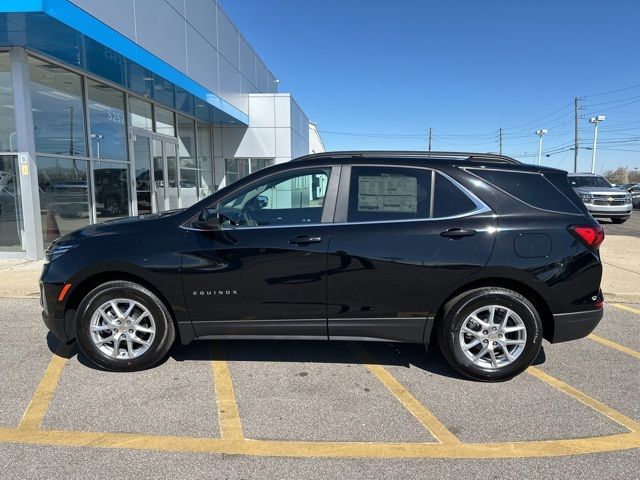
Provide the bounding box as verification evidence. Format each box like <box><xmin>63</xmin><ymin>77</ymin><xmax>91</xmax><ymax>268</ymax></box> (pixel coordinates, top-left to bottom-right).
<box><xmin>582</xmin><ymin>83</ymin><xmax>640</xmax><ymax>98</ymax></box>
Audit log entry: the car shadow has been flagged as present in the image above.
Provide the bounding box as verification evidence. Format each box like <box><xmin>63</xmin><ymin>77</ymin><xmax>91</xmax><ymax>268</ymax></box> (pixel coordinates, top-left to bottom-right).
<box><xmin>47</xmin><ymin>332</ymin><xmax>548</xmax><ymax>381</ymax></box>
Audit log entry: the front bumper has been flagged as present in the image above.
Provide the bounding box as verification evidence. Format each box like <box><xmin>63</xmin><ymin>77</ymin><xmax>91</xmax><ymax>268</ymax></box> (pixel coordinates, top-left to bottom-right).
<box><xmin>550</xmin><ymin>309</ymin><xmax>603</xmax><ymax>343</ymax></box>
<box><xmin>40</xmin><ymin>280</ymin><xmax>75</xmax><ymax>343</ymax></box>
<box><xmin>584</xmin><ymin>203</ymin><xmax>632</xmax><ymax>218</ymax></box>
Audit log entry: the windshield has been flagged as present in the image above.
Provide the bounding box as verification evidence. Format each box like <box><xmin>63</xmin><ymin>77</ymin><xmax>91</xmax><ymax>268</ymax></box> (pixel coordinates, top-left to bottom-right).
<box><xmin>569</xmin><ymin>175</ymin><xmax>612</xmax><ymax>188</ymax></box>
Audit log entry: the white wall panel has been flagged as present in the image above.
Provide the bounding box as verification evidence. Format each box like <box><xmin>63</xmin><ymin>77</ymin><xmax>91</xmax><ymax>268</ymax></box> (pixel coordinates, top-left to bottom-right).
<box><xmin>186</xmin><ymin>25</ymin><xmax>218</xmax><ymax>94</ymax></box>
<box><xmin>239</xmin><ymin>36</ymin><xmax>256</xmax><ymax>86</ymax></box>
<box><xmin>216</xmin><ymin>5</ymin><xmax>239</xmax><ymax>69</ymax></box>
<box><xmin>71</xmin><ymin>0</ymin><xmax>137</xmax><ymax>39</ymax></box>
<box><xmin>185</xmin><ymin>0</ymin><xmax>218</xmax><ymax>49</ymax></box>
<box><xmin>134</xmin><ymin>0</ymin><xmax>187</xmax><ymax>72</ymax></box>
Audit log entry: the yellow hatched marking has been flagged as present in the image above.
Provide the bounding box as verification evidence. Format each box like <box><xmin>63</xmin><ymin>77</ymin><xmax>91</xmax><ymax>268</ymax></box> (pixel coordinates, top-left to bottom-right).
<box><xmin>354</xmin><ymin>345</ymin><xmax>460</xmax><ymax>445</ymax></box>
<box><xmin>18</xmin><ymin>343</ymin><xmax>71</xmax><ymax>431</ymax></box>
<box><xmin>211</xmin><ymin>343</ymin><xmax>244</xmax><ymax>440</ymax></box>
<box><xmin>528</xmin><ymin>367</ymin><xmax>640</xmax><ymax>432</ymax></box>
<box><xmin>610</xmin><ymin>303</ymin><xmax>640</xmax><ymax>316</ymax></box>
<box><xmin>588</xmin><ymin>333</ymin><xmax>640</xmax><ymax>360</ymax></box>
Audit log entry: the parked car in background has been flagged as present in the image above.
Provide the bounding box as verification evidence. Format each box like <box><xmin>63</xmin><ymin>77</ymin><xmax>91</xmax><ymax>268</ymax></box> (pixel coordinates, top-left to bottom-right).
<box><xmin>617</xmin><ymin>183</ymin><xmax>640</xmax><ymax>209</ymax></box>
<box><xmin>568</xmin><ymin>173</ymin><xmax>632</xmax><ymax>223</ymax></box>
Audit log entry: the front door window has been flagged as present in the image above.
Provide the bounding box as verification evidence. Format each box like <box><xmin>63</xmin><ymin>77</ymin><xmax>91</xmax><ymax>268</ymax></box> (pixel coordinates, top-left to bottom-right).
<box><xmin>217</xmin><ymin>169</ymin><xmax>330</xmax><ymax>227</ymax></box>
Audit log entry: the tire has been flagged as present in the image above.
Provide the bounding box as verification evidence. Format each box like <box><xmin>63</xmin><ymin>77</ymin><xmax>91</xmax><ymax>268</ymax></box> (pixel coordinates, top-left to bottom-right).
<box><xmin>436</xmin><ymin>287</ymin><xmax>543</xmax><ymax>382</ymax></box>
<box><xmin>611</xmin><ymin>218</ymin><xmax>627</xmax><ymax>224</ymax></box>
<box><xmin>75</xmin><ymin>281</ymin><xmax>175</xmax><ymax>371</ymax></box>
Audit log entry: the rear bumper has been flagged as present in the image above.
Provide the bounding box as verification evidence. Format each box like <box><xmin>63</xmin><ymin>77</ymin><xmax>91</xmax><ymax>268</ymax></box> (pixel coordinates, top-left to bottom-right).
<box><xmin>550</xmin><ymin>309</ymin><xmax>603</xmax><ymax>343</ymax></box>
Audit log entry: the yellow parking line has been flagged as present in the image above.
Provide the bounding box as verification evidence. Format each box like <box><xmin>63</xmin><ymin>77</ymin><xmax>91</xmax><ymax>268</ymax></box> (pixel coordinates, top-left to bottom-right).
<box><xmin>354</xmin><ymin>345</ymin><xmax>460</xmax><ymax>445</ymax></box>
<box><xmin>588</xmin><ymin>333</ymin><xmax>640</xmax><ymax>360</ymax></box>
<box><xmin>0</xmin><ymin>427</ymin><xmax>638</xmax><ymax>458</ymax></box>
<box><xmin>18</xmin><ymin>343</ymin><xmax>71</xmax><ymax>431</ymax></box>
<box><xmin>527</xmin><ymin>367</ymin><xmax>640</xmax><ymax>432</ymax></box>
<box><xmin>211</xmin><ymin>343</ymin><xmax>244</xmax><ymax>440</ymax></box>
<box><xmin>610</xmin><ymin>303</ymin><xmax>640</xmax><ymax>316</ymax></box>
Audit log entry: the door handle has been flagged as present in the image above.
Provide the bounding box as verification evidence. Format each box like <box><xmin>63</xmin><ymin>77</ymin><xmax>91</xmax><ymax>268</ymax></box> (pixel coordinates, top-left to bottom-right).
<box><xmin>440</xmin><ymin>228</ymin><xmax>477</xmax><ymax>238</ymax></box>
<box><xmin>289</xmin><ymin>235</ymin><xmax>323</xmax><ymax>245</ymax></box>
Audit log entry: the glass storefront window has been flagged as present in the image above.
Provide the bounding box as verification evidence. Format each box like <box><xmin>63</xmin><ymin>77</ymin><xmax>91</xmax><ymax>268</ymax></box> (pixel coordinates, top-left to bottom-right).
<box><xmin>87</xmin><ymin>80</ymin><xmax>127</xmax><ymax>161</ymax></box>
<box><xmin>129</xmin><ymin>97</ymin><xmax>153</xmax><ymax>131</ymax></box>
<box><xmin>93</xmin><ymin>161</ymin><xmax>130</xmax><ymax>222</ymax></box>
<box><xmin>180</xmin><ymin>168</ymin><xmax>198</xmax><ymax>207</ymax></box>
<box><xmin>37</xmin><ymin>156</ymin><xmax>90</xmax><ymax>245</ymax></box>
<box><xmin>0</xmin><ymin>156</ymin><xmax>23</xmax><ymax>251</ymax></box>
<box><xmin>176</xmin><ymin>114</ymin><xmax>196</xmax><ymax>168</ymax></box>
<box><xmin>29</xmin><ymin>57</ymin><xmax>86</xmax><ymax>156</ymax></box>
<box><xmin>154</xmin><ymin>106</ymin><xmax>175</xmax><ymax>136</ymax></box>
<box><xmin>0</xmin><ymin>53</ymin><xmax>16</xmax><ymax>152</ymax></box>
<box><xmin>199</xmin><ymin>170</ymin><xmax>215</xmax><ymax>199</ymax></box>
<box><xmin>225</xmin><ymin>158</ymin><xmax>273</xmax><ymax>185</ymax></box>
<box><xmin>197</xmin><ymin>124</ymin><xmax>213</xmax><ymax>170</ymax></box>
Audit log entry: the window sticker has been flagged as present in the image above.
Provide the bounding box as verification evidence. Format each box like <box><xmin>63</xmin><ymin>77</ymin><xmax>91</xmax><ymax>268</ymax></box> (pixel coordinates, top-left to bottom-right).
<box><xmin>357</xmin><ymin>175</ymin><xmax>418</xmax><ymax>212</ymax></box>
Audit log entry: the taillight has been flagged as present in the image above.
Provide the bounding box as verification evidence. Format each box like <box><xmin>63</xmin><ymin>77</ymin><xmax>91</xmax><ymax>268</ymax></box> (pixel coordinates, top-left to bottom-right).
<box><xmin>569</xmin><ymin>224</ymin><xmax>605</xmax><ymax>249</ymax></box>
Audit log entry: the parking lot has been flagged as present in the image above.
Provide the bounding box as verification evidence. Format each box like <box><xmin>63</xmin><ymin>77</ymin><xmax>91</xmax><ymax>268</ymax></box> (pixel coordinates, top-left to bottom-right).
<box><xmin>0</xmin><ymin>294</ymin><xmax>638</xmax><ymax>478</ymax></box>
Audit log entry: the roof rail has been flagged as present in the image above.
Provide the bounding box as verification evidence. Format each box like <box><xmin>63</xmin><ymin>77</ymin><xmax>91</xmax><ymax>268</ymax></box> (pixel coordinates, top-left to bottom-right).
<box><xmin>292</xmin><ymin>151</ymin><xmax>520</xmax><ymax>164</ymax></box>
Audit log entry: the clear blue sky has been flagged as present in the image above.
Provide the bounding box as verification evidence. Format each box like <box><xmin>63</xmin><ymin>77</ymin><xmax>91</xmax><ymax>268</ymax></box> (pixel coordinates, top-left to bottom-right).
<box><xmin>221</xmin><ymin>0</ymin><xmax>640</xmax><ymax>173</ymax></box>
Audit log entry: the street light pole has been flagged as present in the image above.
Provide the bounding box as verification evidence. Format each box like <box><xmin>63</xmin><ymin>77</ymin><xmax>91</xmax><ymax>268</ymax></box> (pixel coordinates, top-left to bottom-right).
<box><xmin>589</xmin><ymin>115</ymin><xmax>605</xmax><ymax>174</ymax></box>
<box><xmin>535</xmin><ymin>129</ymin><xmax>548</xmax><ymax>166</ymax></box>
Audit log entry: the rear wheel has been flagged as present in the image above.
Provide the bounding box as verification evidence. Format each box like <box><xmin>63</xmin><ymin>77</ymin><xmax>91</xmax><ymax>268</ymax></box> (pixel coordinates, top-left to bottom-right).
<box><xmin>75</xmin><ymin>281</ymin><xmax>175</xmax><ymax>371</ymax></box>
<box><xmin>611</xmin><ymin>218</ymin><xmax>627</xmax><ymax>224</ymax></box>
<box><xmin>436</xmin><ymin>287</ymin><xmax>543</xmax><ymax>382</ymax></box>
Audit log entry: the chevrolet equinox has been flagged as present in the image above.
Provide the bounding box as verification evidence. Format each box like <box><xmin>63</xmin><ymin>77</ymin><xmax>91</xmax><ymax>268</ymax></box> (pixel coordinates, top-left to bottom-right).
<box><xmin>41</xmin><ymin>151</ymin><xmax>605</xmax><ymax>381</ymax></box>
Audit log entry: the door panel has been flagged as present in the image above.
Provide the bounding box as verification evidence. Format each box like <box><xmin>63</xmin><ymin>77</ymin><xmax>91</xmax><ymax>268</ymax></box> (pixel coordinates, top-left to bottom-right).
<box><xmin>327</xmin><ymin>166</ymin><xmax>497</xmax><ymax>343</ymax></box>
<box><xmin>182</xmin><ymin>225</ymin><xmax>331</xmax><ymax>337</ymax></box>
<box><xmin>181</xmin><ymin>166</ymin><xmax>339</xmax><ymax>339</ymax></box>
<box><xmin>326</xmin><ymin>214</ymin><xmax>496</xmax><ymax>342</ymax></box>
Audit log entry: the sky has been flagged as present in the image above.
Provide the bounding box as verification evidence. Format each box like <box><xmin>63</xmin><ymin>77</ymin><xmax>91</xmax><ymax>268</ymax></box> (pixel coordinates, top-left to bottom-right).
<box><xmin>220</xmin><ymin>0</ymin><xmax>640</xmax><ymax>174</ymax></box>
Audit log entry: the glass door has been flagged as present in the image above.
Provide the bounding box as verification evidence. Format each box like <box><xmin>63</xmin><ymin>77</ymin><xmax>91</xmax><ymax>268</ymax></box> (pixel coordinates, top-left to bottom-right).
<box><xmin>131</xmin><ymin>133</ymin><xmax>153</xmax><ymax>215</ymax></box>
<box><xmin>131</xmin><ymin>128</ymin><xmax>179</xmax><ymax>214</ymax></box>
<box><xmin>152</xmin><ymin>139</ymin><xmax>166</xmax><ymax>212</ymax></box>
<box><xmin>165</xmin><ymin>142</ymin><xmax>180</xmax><ymax>210</ymax></box>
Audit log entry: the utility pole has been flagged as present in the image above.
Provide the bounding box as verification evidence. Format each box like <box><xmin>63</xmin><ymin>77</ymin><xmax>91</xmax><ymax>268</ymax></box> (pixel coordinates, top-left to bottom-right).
<box><xmin>428</xmin><ymin>127</ymin><xmax>432</xmax><ymax>151</ymax></box>
<box><xmin>498</xmin><ymin>128</ymin><xmax>503</xmax><ymax>154</ymax></box>
<box><xmin>574</xmin><ymin>97</ymin><xmax>579</xmax><ymax>173</ymax></box>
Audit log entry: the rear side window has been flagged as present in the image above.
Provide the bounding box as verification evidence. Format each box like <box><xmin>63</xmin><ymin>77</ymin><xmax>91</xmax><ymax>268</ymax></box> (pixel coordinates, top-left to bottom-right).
<box><xmin>433</xmin><ymin>172</ymin><xmax>478</xmax><ymax>217</ymax></box>
<box><xmin>469</xmin><ymin>169</ymin><xmax>581</xmax><ymax>214</ymax></box>
<box><xmin>348</xmin><ymin>166</ymin><xmax>431</xmax><ymax>222</ymax></box>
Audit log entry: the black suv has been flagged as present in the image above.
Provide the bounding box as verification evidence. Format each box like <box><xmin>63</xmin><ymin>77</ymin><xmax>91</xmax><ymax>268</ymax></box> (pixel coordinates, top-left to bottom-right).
<box><xmin>41</xmin><ymin>152</ymin><xmax>604</xmax><ymax>381</ymax></box>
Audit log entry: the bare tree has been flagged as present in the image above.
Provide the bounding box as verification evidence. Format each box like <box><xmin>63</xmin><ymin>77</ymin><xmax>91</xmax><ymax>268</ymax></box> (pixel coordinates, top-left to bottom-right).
<box><xmin>603</xmin><ymin>167</ymin><xmax>629</xmax><ymax>185</ymax></box>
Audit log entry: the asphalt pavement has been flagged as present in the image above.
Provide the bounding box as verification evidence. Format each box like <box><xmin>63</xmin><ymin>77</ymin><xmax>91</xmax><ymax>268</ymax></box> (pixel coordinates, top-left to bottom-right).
<box><xmin>599</xmin><ymin>208</ymin><xmax>640</xmax><ymax>237</ymax></box>
<box><xmin>0</xmin><ymin>298</ymin><xmax>638</xmax><ymax>479</ymax></box>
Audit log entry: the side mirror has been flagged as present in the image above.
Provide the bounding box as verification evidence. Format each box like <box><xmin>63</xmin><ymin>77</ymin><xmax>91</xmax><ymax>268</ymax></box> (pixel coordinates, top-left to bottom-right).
<box><xmin>257</xmin><ymin>195</ymin><xmax>268</xmax><ymax>209</ymax></box>
<box><xmin>193</xmin><ymin>214</ymin><xmax>221</xmax><ymax>230</ymax></box>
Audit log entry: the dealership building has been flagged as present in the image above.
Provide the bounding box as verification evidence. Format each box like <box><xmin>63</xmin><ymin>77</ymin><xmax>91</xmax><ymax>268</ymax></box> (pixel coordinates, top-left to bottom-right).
<box><xmin>0</xmin><ymin>0</ymin><xmax>323</xmax><ymax>259</ymax></box>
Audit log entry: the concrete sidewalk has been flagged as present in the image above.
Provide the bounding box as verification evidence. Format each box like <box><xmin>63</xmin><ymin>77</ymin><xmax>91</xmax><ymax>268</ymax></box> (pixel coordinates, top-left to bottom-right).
<box><xmin>1</xmin><ymin>236</ymin><xmax>639</xmax><ymax>301</ymax></box>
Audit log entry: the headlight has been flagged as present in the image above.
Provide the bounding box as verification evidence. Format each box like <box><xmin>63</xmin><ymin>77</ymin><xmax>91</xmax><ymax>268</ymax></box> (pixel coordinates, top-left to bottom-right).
<box><xmin>625</xmin><ymin>193</ymin><xmax>632</xmax><ymax>203</ymax></box>
<box><xmin>578</xmin><ymin>193</ymin><xmax>592</xmax><ymax>203</ymax></box>
<box><xmin>44</xmin><ymin>243</ymin><xmax>78</xmax><ymax>263</ymax></box>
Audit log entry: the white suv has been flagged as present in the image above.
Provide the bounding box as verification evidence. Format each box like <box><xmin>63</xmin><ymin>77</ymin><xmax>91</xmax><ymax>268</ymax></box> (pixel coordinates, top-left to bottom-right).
<box><xmin>568</xmin><ymin>173</ymin><xmax>632</xmax><ymax>224</ymax></box>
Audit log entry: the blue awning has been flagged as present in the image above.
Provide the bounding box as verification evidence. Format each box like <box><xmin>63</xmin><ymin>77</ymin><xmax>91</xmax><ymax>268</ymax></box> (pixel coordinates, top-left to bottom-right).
<box><xmin>0</xmin><ymin>0</ymin><xmax>248</xmax><ymax>125</ymax></box>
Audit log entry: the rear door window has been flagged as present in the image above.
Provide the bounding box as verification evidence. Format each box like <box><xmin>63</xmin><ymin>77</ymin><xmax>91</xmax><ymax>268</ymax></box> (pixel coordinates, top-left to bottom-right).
<box><xmin>347</xmin><ymin>166</ymin><xmax>431</xmax><ymax>222</ymax></box>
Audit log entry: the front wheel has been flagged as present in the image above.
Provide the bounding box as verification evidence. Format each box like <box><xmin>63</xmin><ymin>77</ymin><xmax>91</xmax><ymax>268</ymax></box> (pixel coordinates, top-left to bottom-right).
<box><xmin>75</xmin><ymin>281</ymin><xmax>175</xmax><ymax>371</ymax></box>
<box><xmin>436</xmin><ymin>287</ymin><xmax>543</xmax><ymax>382</ymax></box>
<box><xmin>611</xmin><ymin>218</ymin><xmax>627</xmax><ymax>224</ymax></box>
